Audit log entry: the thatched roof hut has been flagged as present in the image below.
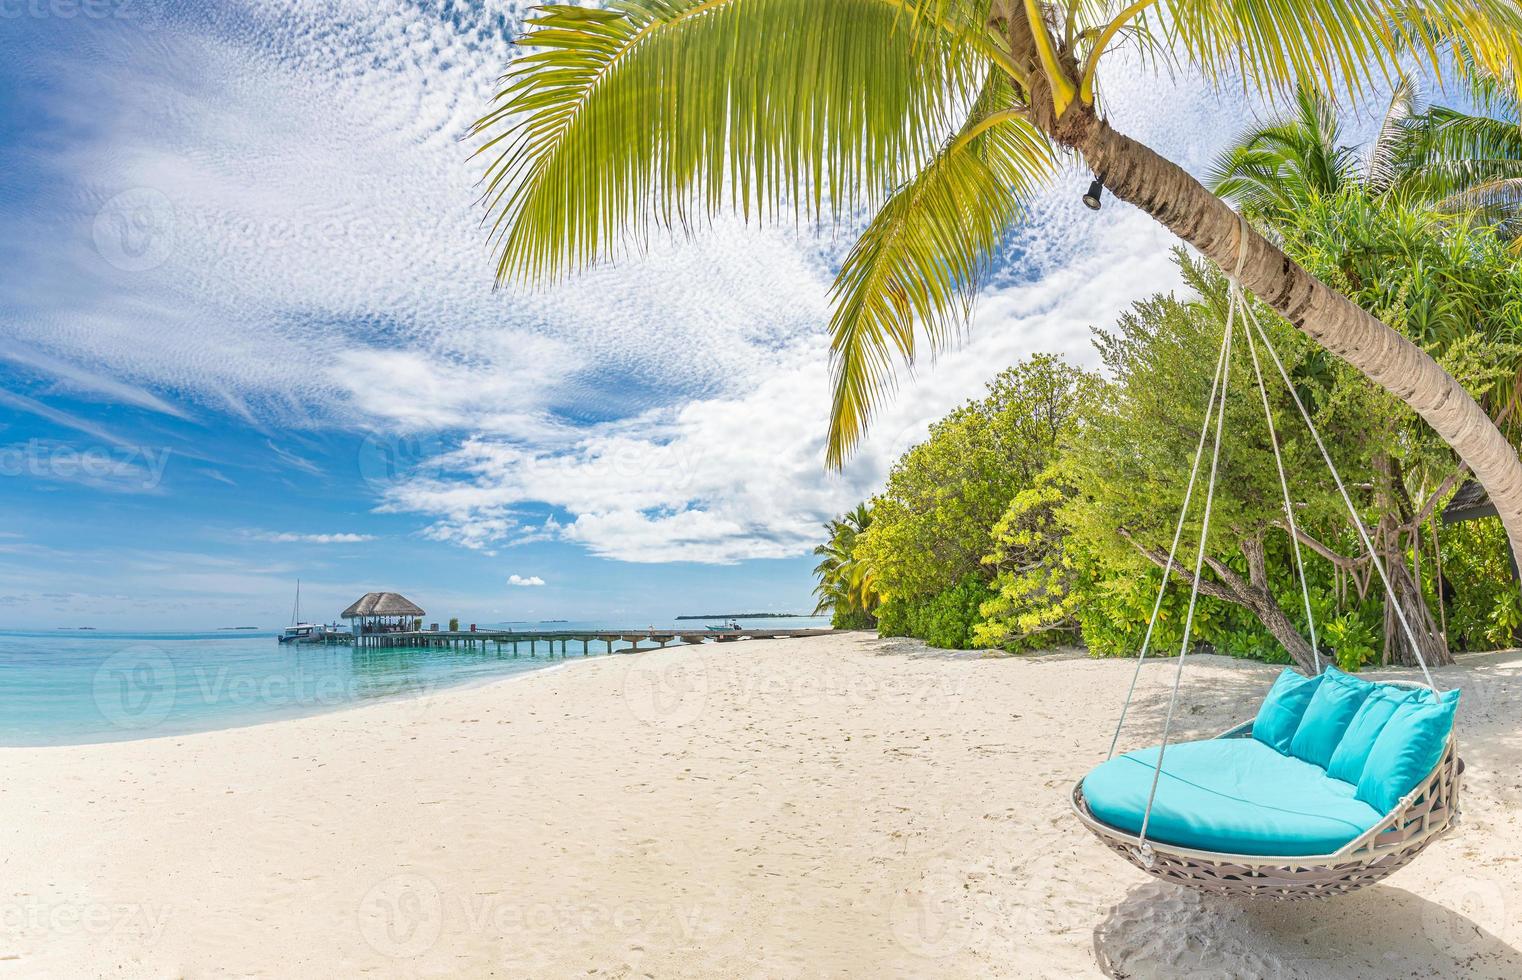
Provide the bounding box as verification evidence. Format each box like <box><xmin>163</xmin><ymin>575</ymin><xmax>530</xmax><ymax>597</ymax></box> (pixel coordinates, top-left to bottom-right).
<box><xmin>343</xmin><ymin>593</ymin><xmax>426</xmax><ymax>638</ymax></box>
<box><xmin>342</xmin><ymin>592</ymin><xmax>426</xmax><ymax>619</ymax></box>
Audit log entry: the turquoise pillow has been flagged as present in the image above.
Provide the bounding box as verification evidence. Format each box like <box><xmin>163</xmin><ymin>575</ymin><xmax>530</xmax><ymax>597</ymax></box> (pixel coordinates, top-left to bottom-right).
<box><xmin>1290</xmin><ymin>667</ymin><xmax>1374</xmax><ymax>768</ymax></box>
<box><xmin>1251</xmin><ymin>668</ymin><xmax>1323</xmax><ymax>753</ymax></box>
<box><xmin>1355</xmin><ymin>693</ymin><xmax>1459</xmax><ymax>813</ymax></box>
<box><xmin>1326</xmin><ymin>686</ymin><xmax>1418</xmax><ymax>784</ymax></box>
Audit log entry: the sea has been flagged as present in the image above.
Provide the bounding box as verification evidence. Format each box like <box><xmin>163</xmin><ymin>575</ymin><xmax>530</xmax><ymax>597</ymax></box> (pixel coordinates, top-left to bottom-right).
<box><xmin>0</xmin><ymin>617</ymin><xmax>829</xmax><ymax>746</ymax></box>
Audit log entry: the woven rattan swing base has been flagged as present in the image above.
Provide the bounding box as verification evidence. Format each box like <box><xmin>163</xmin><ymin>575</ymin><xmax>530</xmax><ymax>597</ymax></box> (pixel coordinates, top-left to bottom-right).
<box><xmin>1072</xmin><ymin>720</ymin><xmax>1462</xmax><ymax>900</ymax></box>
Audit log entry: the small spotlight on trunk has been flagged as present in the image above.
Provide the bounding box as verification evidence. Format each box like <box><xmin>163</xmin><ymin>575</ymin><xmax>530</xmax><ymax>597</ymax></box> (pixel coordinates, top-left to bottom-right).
<box><xmin>1083</xmin><ymin>176</ymin><xmax>1105</xmax><ymax>211</ymax></box>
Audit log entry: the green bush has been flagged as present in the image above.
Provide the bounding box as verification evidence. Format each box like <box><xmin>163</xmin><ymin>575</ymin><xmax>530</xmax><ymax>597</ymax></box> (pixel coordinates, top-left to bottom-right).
<box><xmin>1437</xmin><ymin>517</ymin><xmax>1517</xmax><ymax>652</ymax></box>
<box><xmin>1322</xmin><ymin>611</ymin><xmax>1379</xmax><ymax>672</ymax></box>
<box><xmin>830</xmin><ymin>607</ymin><xmax>877</xmax><ymax>630</ymax></box>
<box><xmin>876</xmin><ymin>577</ymin><xmax>996</xmax><ymax>649</ymax></box>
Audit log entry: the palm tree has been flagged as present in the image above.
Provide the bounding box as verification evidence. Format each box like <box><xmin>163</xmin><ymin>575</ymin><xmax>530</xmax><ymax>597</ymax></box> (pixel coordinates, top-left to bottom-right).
<box><xmin>812</xmin><ymin>504</ymin><xmax>878</xmax><ymax>625</ymax></box>
<box><xmin>1209</xmin><ymin>80</ymin><xmax>1522</xmax><ymax>231</ymax></box>
<box><xmin>471</xmin><ymin>0</ymin><xmax>1522</xmax><ymax>567</ymax></box>
<box><xmin>1206</xmin><ymin>84</ymin><xmax>1362</xmax><ymax>220</ymax></box>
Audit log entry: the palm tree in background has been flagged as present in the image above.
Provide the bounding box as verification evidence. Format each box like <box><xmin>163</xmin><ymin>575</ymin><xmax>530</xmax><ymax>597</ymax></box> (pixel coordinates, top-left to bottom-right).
<box><xmin>471</xmin><ymin>0</ymin><xmax>1522</xmax><ymax>566</ymax></box>
<box><xmin>1210</xmin><ymin>80</ymin><xmax>1522</xmax><ymax>232</ymax></box>
<box><xmin>812</xmin><ymin>503</ymin><xmax>879</xmax><ymax>627</ymax></box>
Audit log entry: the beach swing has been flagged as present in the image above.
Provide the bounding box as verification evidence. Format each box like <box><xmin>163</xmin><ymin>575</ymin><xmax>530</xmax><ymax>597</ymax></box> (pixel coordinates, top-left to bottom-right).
<box><xmin>1070</xmin><ymin>226</ymin><xmax>1463</xmax><ymax>900</ymax></box>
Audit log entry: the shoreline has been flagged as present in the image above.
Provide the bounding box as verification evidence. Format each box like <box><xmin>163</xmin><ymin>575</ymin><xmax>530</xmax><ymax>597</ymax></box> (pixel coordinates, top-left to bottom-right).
<box><xmin>5</xmin><ymin>634</ymin><xmax>1520</xmax><ymax>977</ymax></box>
<box><xmin>10</xmin><ymin>653</ymin><xmax>589</xmax><ymax>752</ymax></box>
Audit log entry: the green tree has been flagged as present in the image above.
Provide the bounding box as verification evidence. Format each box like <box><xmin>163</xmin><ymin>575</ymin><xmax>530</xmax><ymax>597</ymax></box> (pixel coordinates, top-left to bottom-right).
<box><xmin>1210</xmin><ymin>82</ymin><xmax>1522</xmax><ymax>665</ymax></box>
<box><xmin>1060</xmin><ymin>252</ymin><xmax>1373</xmax><ymax>672</ymax></box>
<box><xmin>812</xmin><ymin>503</ymin><xmax>880</xmax><ymax>629</ymax></box>
<box><xmin>856</xmin><ymin>355</ymin><xmax>1094</xmax><ymax>647</ymax></box>
<box><xmin>858</xmin><ymin>355</ymin><xmax>1094</xmax><ymax>600</ymax></box>
<box><xmin>974</xmin><ymin>463</ymin><xmax>1086</xmax><ymax>650</ymax></box>
<box><xmin>473</xmin><ymin>0</ymin><xmax>1522</xmax><ymax>567</ymax></box>
<box><xmin>1257</xmin><ymin>188</ymin><xmax>1522</xmax><ymax>664</ymax></box>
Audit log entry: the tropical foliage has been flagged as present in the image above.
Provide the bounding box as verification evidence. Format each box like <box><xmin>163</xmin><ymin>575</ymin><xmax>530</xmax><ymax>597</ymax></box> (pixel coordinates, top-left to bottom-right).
<box><xmin>856</xmin><ymin>355</ymin><xmax>1095</xmax><ymax>648</ymax></box>
<box><xmin>823</xmin><ymin>225</ymin><xmax>1522</xmax><ymax>665</ymax></box>
<box><xmin>1209</xmin><ymin>82</ymin><xmax>1522</xmax><ymax>232</ymax></box>
<box><xmin>471</xmin><ymin>1</ymin><xmax>1522</xmax><ymax>663</ymax></box>
<box><xmin>812</xmin><ymin>504</ymin><xmax>879</xmax><ymax>629</ymax></box>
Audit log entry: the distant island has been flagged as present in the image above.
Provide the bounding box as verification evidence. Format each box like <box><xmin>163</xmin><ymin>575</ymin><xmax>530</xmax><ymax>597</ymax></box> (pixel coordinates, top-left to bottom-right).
<box><xmin>675</xmin><ymin>613</ymin><xmax>807</xmax><ymax>620</ymax></box>
<box><xmin>218</xmin><ymin>626</ymin><xmax>261</xmax><ymax>631</ymax></box>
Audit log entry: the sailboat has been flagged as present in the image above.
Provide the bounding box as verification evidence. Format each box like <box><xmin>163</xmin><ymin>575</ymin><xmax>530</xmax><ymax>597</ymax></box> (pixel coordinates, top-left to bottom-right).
<box><xmin>278</xmin><ymin>580</ymin><xmax>330</xmax><ymax>645</ymax></box>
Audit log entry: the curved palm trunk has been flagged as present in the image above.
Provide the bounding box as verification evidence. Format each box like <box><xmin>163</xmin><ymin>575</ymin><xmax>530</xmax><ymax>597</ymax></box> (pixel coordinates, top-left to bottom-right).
<box><xmin>1045</xmin><ymin>107</ymin><xmax>1522</xmax><ymax>577</ymax></box>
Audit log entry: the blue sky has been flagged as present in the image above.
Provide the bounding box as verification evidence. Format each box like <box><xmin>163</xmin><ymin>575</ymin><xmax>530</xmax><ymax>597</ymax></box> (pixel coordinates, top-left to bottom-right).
<box><xmin>0</xmin><ymin>1</ymin><xmax>1397</xmax><ymax>630</ymax></box>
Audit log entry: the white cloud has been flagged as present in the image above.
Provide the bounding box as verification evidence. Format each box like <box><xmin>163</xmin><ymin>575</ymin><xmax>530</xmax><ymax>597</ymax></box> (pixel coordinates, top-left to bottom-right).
<box><xmin>1</xmin><ymin>10</ymin><xmax>1352</xmax><ymax>565</ymax></box>
<box><xmin>2</xmin><ymin>3</ymin><xmax>831</xmax><ymax>436</ymax></box>
<box><xmin>253</xmin><ymin>531</ymin><xmax>375</xmax><ymax>544</ymax></box>
<box><xmin>508</xmin><ymin>574</ymin><xmax>545</xmax><ymax>587</ymax></box>
<box><xmin>376</xmin><ymin>210</ymin><xmax>1183</xmax><ymax>563</ymax></box>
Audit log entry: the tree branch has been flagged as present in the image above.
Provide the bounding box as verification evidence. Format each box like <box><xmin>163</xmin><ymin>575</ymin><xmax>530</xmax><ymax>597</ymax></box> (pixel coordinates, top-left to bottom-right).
<box><xmin>1118</xmin><ymin>528</ymin><xmax>1240</xmax><ymax>602</ymax></box>
<box><xmin>1410</xmin><ymin>465</ymin><xmax>1470</xmax><ymax>530</ymax></box>
<box><xmin>1271</xmin><ymin>521</ymin><xmax>1364</xmax><ymax>570</ymax></box>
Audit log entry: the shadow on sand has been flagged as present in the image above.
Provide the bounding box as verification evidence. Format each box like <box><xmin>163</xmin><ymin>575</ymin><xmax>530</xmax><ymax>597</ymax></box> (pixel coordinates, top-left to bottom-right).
<box><xmin>1091</xmin><ymin>879</ymin><xmax>1522</xmax><ymax>979</ymax></box>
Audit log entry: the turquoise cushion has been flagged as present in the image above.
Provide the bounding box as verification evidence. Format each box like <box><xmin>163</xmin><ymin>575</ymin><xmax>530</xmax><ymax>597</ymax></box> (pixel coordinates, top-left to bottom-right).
<box><xmin>1252</xmin><ymin>667</ymin><xmax>1323</xmax><ymax>752</ymax></box>
<box><xmin>1326</xmin><ymin>686</ymin><xmax>1418</xmax><ymax>783</ymax></box>
<box><xmin>1290</xmin><ymin>667</ymin><xmax>1373</xmax><ymax>768</ymax></box>
<box><xmin>1355</xmin><ymin>693</ymin><xmax>1459</xmax><ymax>813</ymax></box>
<box><xmin>1081</xmin><ymin>738</ymin><xmax>1383</xmax><ymax>856</ymax></box>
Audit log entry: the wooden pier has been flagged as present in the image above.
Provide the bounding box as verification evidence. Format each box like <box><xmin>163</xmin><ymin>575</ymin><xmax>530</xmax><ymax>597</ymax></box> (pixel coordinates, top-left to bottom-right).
<box><xmin>351</xmin><ymin>627</ymin><xmax>833</xmax><ymax>654</ymax></box>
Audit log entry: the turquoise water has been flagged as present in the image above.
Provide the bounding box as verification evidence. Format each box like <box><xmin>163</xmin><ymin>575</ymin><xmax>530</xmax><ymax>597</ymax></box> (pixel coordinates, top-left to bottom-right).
<box><xmin>0</xmin><ymin>618</ymin><xmax>828</xmax><ymax>746</ymax></box>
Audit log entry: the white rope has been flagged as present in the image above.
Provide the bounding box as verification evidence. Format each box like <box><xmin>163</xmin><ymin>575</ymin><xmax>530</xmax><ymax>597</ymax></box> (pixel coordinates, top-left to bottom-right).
<box><xmin>1240</xmin><ymin>289</ymin><xmax>1322</xmax><ymax>673</ymax></box>
<box><xmin>1109</xmin><ymin>218</ymin><xmax>1252</xmax><ymax>762</ymax></box>
<box><xmin>1238</xmin><ymin>301</ymin><xmax>1440</xmax><ymax>693</ymax></box>
<box><xmin>1106</xmin><ymin>321</ymin><xmax>1232</xmax><ymax>760</ymax></box>
<box><xmin>1138</xmin><ymin>298</ymin><xmax>1235</xmax><ymax>848</ymax></box>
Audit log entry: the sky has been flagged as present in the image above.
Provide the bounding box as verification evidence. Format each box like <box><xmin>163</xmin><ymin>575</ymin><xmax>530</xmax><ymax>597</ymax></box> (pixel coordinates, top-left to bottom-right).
<box><xmin>0</xmin><ymin>1</ymin><xmax>1399</xmax><ymax>630</ymax></box>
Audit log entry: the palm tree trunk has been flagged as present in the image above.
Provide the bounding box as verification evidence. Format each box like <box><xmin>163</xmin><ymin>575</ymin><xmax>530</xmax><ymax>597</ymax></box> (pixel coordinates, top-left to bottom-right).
<box><xmin>1042</xmin><ymin>107</ymin><xmax>1522</xmax><ymax>576</ymax></box>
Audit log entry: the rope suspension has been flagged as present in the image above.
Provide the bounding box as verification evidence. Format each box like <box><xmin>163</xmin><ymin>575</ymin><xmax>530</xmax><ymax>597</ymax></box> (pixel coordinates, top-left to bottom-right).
<box><xmin>1238</xmin><ymin>299</ymin><xmax>1440</xmax><ymax>694</ymax></box>
<box><xmin>1111</xmin><ymin>214</ymin><xmax>1443</xmax><ymax>861</ymax></box>
<box><xmin>1105</xmin><ymin>318</ymin><xmax>1233</xmax><ymax>762</ymax></box>
<box><xmin>1241</xmin><ymin>303</ymin><xmax>1322</xmax><ymax>674</ymax></box>
<box><xmin>1137</xmin><ymin>295</ymin><xmax>1233</xmax><ymax>850</ymax></box>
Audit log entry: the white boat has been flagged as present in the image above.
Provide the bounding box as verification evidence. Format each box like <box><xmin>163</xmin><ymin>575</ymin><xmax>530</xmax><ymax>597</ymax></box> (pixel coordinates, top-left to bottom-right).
<box><xmin>278</xmin><ymin>622</ymin><xmax>325</xmax><ymax>644</ymax></box>
<box><xmin>277</xmin><ymin>581</ymin><xmax>351</xmax><ymax>645</ymax></box>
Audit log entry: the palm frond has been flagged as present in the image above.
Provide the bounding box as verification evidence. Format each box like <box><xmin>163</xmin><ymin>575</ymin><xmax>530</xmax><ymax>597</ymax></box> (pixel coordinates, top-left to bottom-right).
<box><xmin>473</xmin><ymin>0</ymin><xmax>999</xmax><ymax>284</ymax></box>
<box><xmin>1399</xmin><ymin>106</ymin><xmax>1522</xmax><ymax>230</ymax></box>
<box><xmin>825</xmin><ymin>75</ymin><xmax>1057</xmax><ymax>467</ymax></box>
<box><xmin>1206</xmin><ymin>85</ymin><xmax>1357</xmax><ymax>215</ymax></box>
<box><xmin>1366</xmin><ymin>76</ymin><xmax>1420</xmax><ymax>194</ymax></box>
<box><xmin>1144</xmin><ymin>0</ymin><xmax>1522</xmax><ymax>106</ymax></box>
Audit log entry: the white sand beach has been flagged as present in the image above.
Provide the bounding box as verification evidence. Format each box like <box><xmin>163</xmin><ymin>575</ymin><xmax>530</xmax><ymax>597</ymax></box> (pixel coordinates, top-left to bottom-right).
<box><xmin>4</xmin><ymin>632</ymin><xmax>1521</xmax><ymax>978</ymax></box>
